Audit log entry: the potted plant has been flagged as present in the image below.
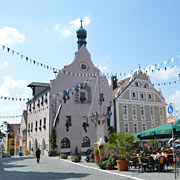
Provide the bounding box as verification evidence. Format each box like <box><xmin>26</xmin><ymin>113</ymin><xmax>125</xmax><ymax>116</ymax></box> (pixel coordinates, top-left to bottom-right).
<box><xmin>108</xmin><ymin>133</ymin><xmax>135</xmax><ymax>171</ymax></box>
<box><xmin>71</xmin><ymin>154</ymin><xmax>81</xmax><ymax>162</ymax></box>
<box><xmin>60</xmin><ymin>153</ymin><xmax>68</xmax><ymax>159</ymax></box>
<box><xmin>94</xmin><ymin>148</ymin><xmax>99</xmax><ymax>164</ymax></box>
<box><xmin>98</xmin><ymin>154</ymin><xmax>115</xmax><ymax>170</ymax></box>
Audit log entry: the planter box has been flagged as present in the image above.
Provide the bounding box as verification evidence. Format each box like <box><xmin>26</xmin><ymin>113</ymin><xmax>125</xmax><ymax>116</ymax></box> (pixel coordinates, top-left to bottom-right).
<box><xmin>71</xmin><ymin>155</ymin><xmax>81</xmax><ymax>162</ymax></box>
<box><xmin>60</xmin><ymin>153</ymin><xmax>68</xmax><ymax>159</ymax></box>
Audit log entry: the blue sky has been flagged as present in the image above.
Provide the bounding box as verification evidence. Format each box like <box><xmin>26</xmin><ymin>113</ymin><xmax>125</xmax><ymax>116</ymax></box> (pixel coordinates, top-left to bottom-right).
<box><xmin>0</xmin><ymin>0</ymin><xmax>180</xmax><ymax>124</ymax></box>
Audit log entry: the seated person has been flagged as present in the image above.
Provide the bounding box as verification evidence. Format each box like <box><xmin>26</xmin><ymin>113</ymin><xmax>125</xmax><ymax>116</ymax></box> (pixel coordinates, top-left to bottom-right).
<box><xmin>85</xmin><ymin>149</ymin><xmax>94</xmax><ymax>162</ymax></box>
<box><xmin>154</xmin><ymin>150</ymin><xmax>162</xmax><ymax>160</ymax></box>
<box><xmin>161</xmin><ymin>147</ymin><xmax>167</xmax><ymax>158</ymax></box>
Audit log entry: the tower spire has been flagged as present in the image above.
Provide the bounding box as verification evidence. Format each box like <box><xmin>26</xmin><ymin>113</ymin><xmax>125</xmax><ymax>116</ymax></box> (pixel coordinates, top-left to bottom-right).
<box><xmin>76</xmin><ymin>19</ymin><xmax>87</xmax><ymax>50</ymax></box>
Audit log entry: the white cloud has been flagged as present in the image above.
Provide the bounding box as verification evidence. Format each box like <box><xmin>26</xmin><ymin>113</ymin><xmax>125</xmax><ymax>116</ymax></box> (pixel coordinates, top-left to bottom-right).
<box><xmin>0</xmin><ymin>61</ymin><xmax>8</xmax><ymax>68</ymax></box>
<box><xmin>54</xmin><ymin>15</ymin><xmax>91</xmax><ymax>39</ymax></box>
<box><xmin>0</xmin><ymin>76</ymin><xmax>31</xmax><ymax>125</ymax></box>
<box><xmin>95</xmin><ymin>65</ymin><xmax>108</xmax><ymax>73</ymax></box>
<box><xmin>54</xmin><ymin>24</ymin><xmax>72</xmax><ymax>39</ymax></box>
<box><xmin>0</xmin><ymin>26</ymin><xmax>25</xmax><ymax>45</ymax></box>
<box><xmin>70</xmin><ymin>16</ymin><xmax>90</xmax><ymax>27</ymax></box>
<box><xmin>149</xmin><ymin>66</ymin><xmax>180</xmax><ymax>81</ymax></box>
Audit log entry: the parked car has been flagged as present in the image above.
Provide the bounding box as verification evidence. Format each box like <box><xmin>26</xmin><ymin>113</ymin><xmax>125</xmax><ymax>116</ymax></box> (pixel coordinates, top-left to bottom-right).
<box><xmin>2</xmin><ymin>152</ymin><xmax>11</xmax><ymax>158</ymax></box>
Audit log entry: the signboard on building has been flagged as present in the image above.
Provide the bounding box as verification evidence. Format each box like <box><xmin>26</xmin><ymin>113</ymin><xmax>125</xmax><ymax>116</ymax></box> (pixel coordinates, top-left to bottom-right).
<box><xmin>166</xmin><ymin>103</ymin><xmax>176</xmax><ymax>123</ymax></box>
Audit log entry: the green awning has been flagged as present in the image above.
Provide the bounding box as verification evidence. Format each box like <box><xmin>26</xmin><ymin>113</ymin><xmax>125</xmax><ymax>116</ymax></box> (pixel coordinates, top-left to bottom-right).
<box><xmin>134</xmin><ymin>118</ymin><xmax>180</xmax><ymax>139</ymax></box>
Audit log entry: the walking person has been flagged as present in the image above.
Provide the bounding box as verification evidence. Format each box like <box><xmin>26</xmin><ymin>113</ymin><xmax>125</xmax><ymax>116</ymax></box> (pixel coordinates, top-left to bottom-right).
<box><xmin>36</xmin><ymin>148</ymin><xmax>41</xmax><ymax>163</ymax></box>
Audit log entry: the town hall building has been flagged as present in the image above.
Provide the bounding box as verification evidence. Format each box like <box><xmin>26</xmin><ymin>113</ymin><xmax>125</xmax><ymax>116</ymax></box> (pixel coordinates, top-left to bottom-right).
<box><xmin>26</xmin><ymin>22</ymin><xmax>113</xmax><ymax>155</ymax></box>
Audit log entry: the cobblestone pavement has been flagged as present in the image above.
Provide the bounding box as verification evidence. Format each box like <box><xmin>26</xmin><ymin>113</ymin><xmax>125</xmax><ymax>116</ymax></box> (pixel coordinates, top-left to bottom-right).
<box><xmin>0</xmin><ymin>156</ymin><xmax>179</xmax><ymax>180</ymax></box>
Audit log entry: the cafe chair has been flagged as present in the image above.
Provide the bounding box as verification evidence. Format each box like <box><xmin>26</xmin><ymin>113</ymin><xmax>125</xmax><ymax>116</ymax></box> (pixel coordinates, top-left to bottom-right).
<box><xmin>155</xmin><ymin>156</ymin><xmax>165</xmax><ymax>172</ymax></box>
<box><xmin>138</xmin><ymin>157</ymin><xmax>147</xmax><ymax>173</ymax></box>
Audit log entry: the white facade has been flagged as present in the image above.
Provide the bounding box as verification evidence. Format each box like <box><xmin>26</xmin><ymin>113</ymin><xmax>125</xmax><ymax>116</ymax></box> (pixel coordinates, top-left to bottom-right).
<box><xmin>50</xmin><ymin>45</ymin><xmax>112</xmax><ymax>154</ymax></box>
<box><xmin>27</xmin><ymin>26</ymin><xmax>113</xmax><ymax>155</ymax></box>
<box><xmin>27</xmin><ymin>88</ymin><xmax>50</xmax><ymax>156</ymax></box>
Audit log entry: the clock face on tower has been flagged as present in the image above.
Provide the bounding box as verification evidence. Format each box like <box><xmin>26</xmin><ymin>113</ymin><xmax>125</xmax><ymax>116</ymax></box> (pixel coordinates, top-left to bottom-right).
<box><xmin>79</xmin><ymin>62</ymin><xmax>89</xmax><ymax>71</ymax></box>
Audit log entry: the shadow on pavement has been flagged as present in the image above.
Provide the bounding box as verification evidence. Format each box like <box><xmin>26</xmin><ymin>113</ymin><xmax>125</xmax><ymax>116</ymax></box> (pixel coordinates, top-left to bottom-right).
<box><xmin>0</xmin><ymin>156</ymin><xmax>90</xmax><ymax>180</ymax></box>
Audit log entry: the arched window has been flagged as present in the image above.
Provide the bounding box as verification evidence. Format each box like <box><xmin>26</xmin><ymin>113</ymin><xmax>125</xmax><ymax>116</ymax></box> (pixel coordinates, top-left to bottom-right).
<box><xmin>81</xmin><ymin>136</ymin><xmax>90</xmax><ymax>147</ymax></box>
<box><xmin>61</xmin><ymin>137</ymin><xmax>70</xmax><ymax>149</ymax></box>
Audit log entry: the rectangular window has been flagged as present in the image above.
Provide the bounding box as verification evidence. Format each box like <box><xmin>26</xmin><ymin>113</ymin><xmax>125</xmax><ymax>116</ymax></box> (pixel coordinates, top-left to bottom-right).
<box><xmin>140</xmin><ymin>106</ymin><xmax>144</xmax><ymax>115</ymax></box>
<box><xmin>35</xmin><ymin>121</ymin><xmax>38</xmax><ymax>131</ymax></box>
<box><xmin>152</xmin><ymin>122</ymin><xmax>155</xmax><ymax>128</ymax></box>
<box><xmin>148</xmin><ymin>94</ymin><xmax>152</xmax><ymax>100</ymax></box>
<box><xmin>43</xmin><ymin>118</ymin><xmax>46</xmax><ymax>129</ymax></box>
<box><xmin>123</xmin><ymin>105</ymin><xmax>127</xmax><ymax>114</ymax></box>
<box><xmin>44</xmin><ymin>118</ymin><xmax>46</xmax><ymax>125</ymax></box>
<box><xmin>124</xmin><ymin>123</ymin><xmax>129</xmax><ymax>132</ymax></box>
<box><xmin>31</xmin><ymin>123</ymin><xmax>33</xmax><ymax>132</ymax></box>
<box><xmin>132</xmin><ymin>105</ymin><xmax>136</xmax><ymax>115</ymax></box>
<box><xmin>150</xmin><ymin>107</ymin><xmax>154</xmax><ymax>116</ymax></box>
<box><xmin>66</xmin><ymin>116</ymin><xmax>72</xmax><ymax>126</ymax></box>
<box><xmin>134</xmin><ymin>82</ymin><xmax>139</xmax><ymax>87</ymax></box>
<box><xmin>141</xmin><ymin>93</ymin><xmax>144</xmax><ymax>99</ymax></box>
<box><xmin>159</xmin><ymin>107</ymin><xmax>163</xmax><ymax>116</ymax></box>
<box><xmin>142</xmin><ymin>123</ymin><xmax>146</xmax><ymax>131</ymax></box>
<box><xmin>132</xmin><ymin>92</ymin><xmax>136</xmax><ymax>98</ymax></box>
<box><xmin>133</xmin><ymin>123</ymin><xmax>138</xmax><ymax>133</ymax></box>
<box><xmin>80</xmin><ymin>92</ymin><xmax>86</xmax><ymax>103</ymax></box>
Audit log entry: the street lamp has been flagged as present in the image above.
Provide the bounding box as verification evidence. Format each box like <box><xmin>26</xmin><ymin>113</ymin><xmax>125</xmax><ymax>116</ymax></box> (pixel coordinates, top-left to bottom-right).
<box><xmin>89</xmin><ymin>101</ymin><xmax>112</xmax><ymax>142</ymax></box>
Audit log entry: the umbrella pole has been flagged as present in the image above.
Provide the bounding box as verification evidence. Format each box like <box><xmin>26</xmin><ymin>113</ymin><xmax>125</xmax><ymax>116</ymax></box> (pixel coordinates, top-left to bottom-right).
<box><xmin>171</xmin><ymin>123</ymin><xmax>177</xmax><ymax>179</ymax></box>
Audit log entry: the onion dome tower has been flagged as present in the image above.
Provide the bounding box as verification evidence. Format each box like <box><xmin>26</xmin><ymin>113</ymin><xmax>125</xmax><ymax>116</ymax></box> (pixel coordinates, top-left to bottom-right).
<box><xmin>76</xmin><ymin>20</ymin><xmax>87</xmax><ymax>50</ymax></box>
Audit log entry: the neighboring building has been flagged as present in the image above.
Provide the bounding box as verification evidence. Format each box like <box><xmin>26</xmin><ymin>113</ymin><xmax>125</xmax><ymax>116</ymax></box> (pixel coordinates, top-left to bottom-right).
<box><xmin>26</xmin><ymin>22</ymin><xmax>113</xmax><ymax>155</ymax></box>
<box><xmin>19</xmin><ymin>110</ymin><xmax>28</xmax><ymax>154</ymax></box>
<box><xmin>27</xmin><ymin>83</ymin><xmax>50</xmax><ymax>156</ymax></box>
<box><xmin>6</xmin><ymin>124</ymin><xmax>20</xmax><ymax>155</ymax></box>
<box><xmin>113</xmin><ymin>68</ymin><xmax>167</xmax><ymax>134</ymax></box>
<box><xmin>0</xmin><ymin>131</ymin><xmax>6</xmax><ymax>156</ymax></box>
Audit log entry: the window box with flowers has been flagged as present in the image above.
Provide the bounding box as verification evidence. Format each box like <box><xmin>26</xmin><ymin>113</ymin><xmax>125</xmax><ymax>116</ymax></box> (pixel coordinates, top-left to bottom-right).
<box><xmin>82</xmin><ymin>122</ymin><xmax>89</xmax><ymax>132</ymax></box>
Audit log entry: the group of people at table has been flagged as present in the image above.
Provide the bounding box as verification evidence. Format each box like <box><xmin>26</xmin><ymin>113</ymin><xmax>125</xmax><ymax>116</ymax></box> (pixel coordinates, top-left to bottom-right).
<box><xmin>135</xmin><ymin>147</ymin><xmax>169</xmax><ymax>160</ymax></box>
<box><xmin>131</xmin><ymin>147</ymin><xmax>174</xmax><ymax>172</ymax></box>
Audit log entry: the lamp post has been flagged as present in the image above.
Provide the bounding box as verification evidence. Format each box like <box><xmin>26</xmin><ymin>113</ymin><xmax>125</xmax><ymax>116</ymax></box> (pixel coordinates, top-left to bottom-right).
<box><xmin>89</xmin><ymin>70</ymin><xmax>112</xmax><ymax>142</ymax></box>
<box><xmin>89</xmin><ymin>104</ymin><xmax>112</xmax><ymax>142</ymax></box>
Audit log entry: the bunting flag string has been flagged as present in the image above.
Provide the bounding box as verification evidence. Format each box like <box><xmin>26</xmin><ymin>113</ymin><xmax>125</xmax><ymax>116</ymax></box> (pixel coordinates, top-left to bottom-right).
<box><xmin>1</xmin><ymin>44</ymin><xmax>180</xmax><ymax>79</ymax></box>
<box><xmin>1</xmin><ymin>44</ymin><xmax>60</xmax><ymax>73</ymax></box>
<box><xmin>152</xmin><ymin>79</ymin><xmax>180</xmax><ymax>87</ymax></box>
<box><xmin>29</xmin><ymin>74</ymin><xmax>113</xmax><ymax>106</ymax></box>
<box><xmin>0</xmin><ymin>115</ymin><xmax>22</xmax><ymax>119</ymax></box>
<box><xmin>0</xmin><ymin>96</ymin><xmax>30</xmax><ymax>102</ymax></box>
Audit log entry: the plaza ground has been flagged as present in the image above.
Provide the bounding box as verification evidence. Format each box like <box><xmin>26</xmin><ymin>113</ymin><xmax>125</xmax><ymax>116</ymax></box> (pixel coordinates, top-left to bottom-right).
<box><xmin>0</xmin><ymin>156</ymin><xmax>178</xmax><ymax>180</ymax></box>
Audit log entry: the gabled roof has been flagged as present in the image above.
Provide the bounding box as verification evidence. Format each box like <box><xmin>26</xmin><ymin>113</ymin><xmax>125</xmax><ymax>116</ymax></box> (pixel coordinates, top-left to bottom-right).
<box><xmin>27</xmin><ymin>82</ymin><xmax>50</xmax><ymax>87</ymax></box>
<box><xmin>117</xmin><ymin>77</ymin><xmax>131</xmax><ymax>87</ymax></box>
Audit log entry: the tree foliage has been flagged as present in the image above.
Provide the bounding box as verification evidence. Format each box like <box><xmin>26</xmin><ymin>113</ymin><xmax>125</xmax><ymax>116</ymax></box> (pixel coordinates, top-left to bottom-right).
<box><xmin>49</xmin><ymin>128</ymin><xmax>57</xmax><ymax>150</ymax></box>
